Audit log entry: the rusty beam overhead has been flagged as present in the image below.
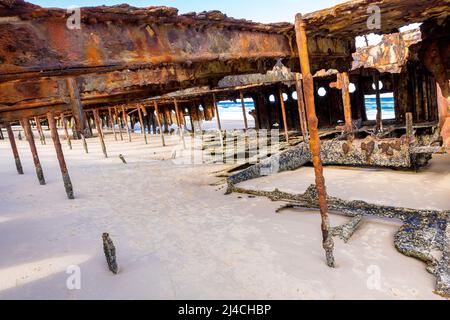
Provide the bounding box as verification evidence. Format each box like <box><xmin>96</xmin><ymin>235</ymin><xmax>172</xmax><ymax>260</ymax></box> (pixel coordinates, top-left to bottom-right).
<box><xmin>303</xmin><ymin>0</ymin><xmax>449</xmax><ymax>38</ymax></box>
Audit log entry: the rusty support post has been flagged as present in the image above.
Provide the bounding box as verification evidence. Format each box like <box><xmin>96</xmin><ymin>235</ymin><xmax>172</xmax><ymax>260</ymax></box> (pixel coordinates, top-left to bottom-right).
<box><xmin>93</xmin><ymin>109</ymin><xmax>108</xmax><ymax>158</ymax></box>
<box><xmin>295</xmin><ymin>13</ymin><xmax>335</xmax><ymax>268</ymax></box>
<box><xmin>240</xmin><ymin>91</ymin><xmax>249</xmax><ymax>131</ymax></box>
<box><xmin>154</xmin><ymin>101</ymin><xmax>166</xmax><ymax>147</ymax></box>
<box><xmin>47</xmin><ymin>112</ymin><xmax>74</xmax><ymax>199</ymax></box>
<box><xmin>341</xmin><ymin>72</ymin><xmax>353</xmax><ymax>134</ymax></box>
<box><xmin>108</xmin><ymin>108</ymin><xmax>118</xmax><ymax>141</ymax></box>
<box><xmin>173</xmin><ymin>99</ymin><xmax>186</xmax><ymax>149</ymax></box>
<box><xmin>62</xmin><ymin>116</ymin><xmax>72</xmax><ymax>150</ymax></box>
<box><xmin>137</xmin><ymin>105</ymin><xmax>148</xmax><ymax>145</ymax></box>
<box><xmin>21</xmin><ymin>118</ymin><xmax>46</xmax><ymax>185</ymax></box>
<box><xmin>213</xmin><ymin>93</ymin><xmax>224</xmax><ymax>146</ymax></box>
<box><xmin>66</xmin><ymin>78</ymin><xmax>90</xmax><ymax>152</ymax></box>
<box><xmin>295</xmin><ymin>74</ymin><xmax>309</xmax><ymax>142</ymax></box>
<box><xmin>406</xmin><ymin>112</ymin><xmax>414</xmax><ymax>143</ymax></box>
<box><xmin>278</xmin><ymin>86</ymin><xmax>290</xmax><ymax>143</ymax></box>
<box><xmin>6</xmin><ymin>123</ymin><xmax>24</xmax><ymax>174</ymax></box>
<box><xmin>373</xmin><ymin>72</ymin><xmax>383</xmax><ymax>133</ymax></box>
<box><xmin>34</xmin><ymin>116</ymin><xmax>46</xmax><ymax>145</ymax></box>
<box><xmin>114</xmin><ymin>107</ymin><xmax>124</xmax><ymax>141</ymax></box>
<box><xmin>122</xmin><ymin>106</ymin><xmax>131</xmax><ymax>142</ymax></box>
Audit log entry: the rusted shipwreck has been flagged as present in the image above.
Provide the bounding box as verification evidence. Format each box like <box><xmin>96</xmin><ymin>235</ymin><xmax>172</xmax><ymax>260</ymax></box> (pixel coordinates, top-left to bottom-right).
<box><xmin>0</xmin><ymin>0</ymin><xmax>449</xmax><ymax>297</ymax></box>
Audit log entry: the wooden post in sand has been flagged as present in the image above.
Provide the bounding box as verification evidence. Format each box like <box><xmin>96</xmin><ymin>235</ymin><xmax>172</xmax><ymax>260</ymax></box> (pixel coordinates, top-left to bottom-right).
<box><xmin>122</xmin><ymin>106</ymin><xmax>131</xmax><ymax>142</ymax></box>
<box><xmin>62</xmin><ymin>116</ymin><xmax>72</xmax><ymax>150</ymax></box>
<box><xmin>21</xmin><ymin>118</ymin><xmax>46</xmax><ymax>185</ymax></box>
<box><xmin>278</xmin><ymin>86</ymin><xmax>290</xmax><ymax>143</ymax></box>
<box><xmin>6</xmin><ymin>123</ymin><xmax>24</xmax><ymax>174</ymax></box>
<box><xmin>154</xmin><ymin>101</ymin><xmax>166</xmax><ymax>146</ymax></box>
<box><xmin>137</xmin><ymin>105</ymin><xmax>148</xmax><ymax>145</ymax></box>
<box><xmin>240</xmin><ymin>91</ymin><xmax>249</xmax><ymax>131</ymax></box>
<box><xmin>47</xmin><ymin>112</ymin><xmax>74</xmax><ymax>199</ymax></box>
<box><xmin>93</xmin><ymin>109</ymin><xmax>108</xmax><ymax>158</ymax></box>
<box><xmin>295</xmin><ymin>13</ymin><xmax>335</xmax><ymax>268</ymax></box>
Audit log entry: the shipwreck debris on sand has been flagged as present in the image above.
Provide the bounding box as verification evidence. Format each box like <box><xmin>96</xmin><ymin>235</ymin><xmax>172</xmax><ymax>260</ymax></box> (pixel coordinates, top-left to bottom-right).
<box><xmin>228</xmin><ymin>184</ymin><xmax>450</xmax><ymax>297</ymax></box>
<box><xmin>102</xmin><ymin>233</ymin><xmax>119</xmax><ymax>275</ymax></box>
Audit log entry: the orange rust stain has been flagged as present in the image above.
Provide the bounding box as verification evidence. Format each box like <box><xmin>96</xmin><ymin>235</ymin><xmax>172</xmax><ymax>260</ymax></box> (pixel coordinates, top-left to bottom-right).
<box><xmin>85</xmin><ymin>35</ymin><xmax>104</xmax><ymax>65</ymax></box>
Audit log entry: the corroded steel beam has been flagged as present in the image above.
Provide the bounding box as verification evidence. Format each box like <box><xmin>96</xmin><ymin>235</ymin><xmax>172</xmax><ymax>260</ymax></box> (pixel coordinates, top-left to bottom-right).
<box><xmin>295</xmin><ymin>13</ymin><xmax>335</xmax><ymax>268</ymax></box>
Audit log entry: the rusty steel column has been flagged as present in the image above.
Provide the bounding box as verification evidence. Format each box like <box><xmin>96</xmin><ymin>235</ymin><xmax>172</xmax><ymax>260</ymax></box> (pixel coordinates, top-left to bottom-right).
<box><xmin>122</xmin><ymin>106</ymin><xmax>132</xmax><ymax>142</ymax></box>
<box><xmin>295</xmin><ymin>13</ymin><xmax>335</xmax><ymax>268</ymax></box>
<box><xmin>240</xmin><ymin>91</ymin><xmax>249</xmax><ymax>131</ymax></box>
<box><xmin>373</xmin><ymin>72</ymin><xmax>383</xmax><ymax>133</ymax></box>
<box><xmin>66</xmin><ymin>78</ymin><xmax>90</xmax><ymax>154</ymax></box>
<box><xmin>108</xmin><ymin>108</ymin><xmax>118</xmax><ymax>141</ymax></box>
<box><xmin>173</xmin><ymin>99</ymin><xmax>186</xmax><ymax>149</ymax></box>
<box><xmin>93</xmin><ymin>109</ymin><xmax>108</xmax><ymax>158</ymax></box>
<box><xmin>6</xmin><ymin>123</ymin><xmax>24</xmax><ymax>175</ymax></box>
<box><xmin>341</xmin><ymin>72</ymin><xmax>353</xmax><ymax>134</ymax></box>
<box><xmin>213</xmin><ymin>93</ymin><xmax>224</xmax><ymax>146</ymax></box>
<box><xmin>47</xmin><ymin>112</ymin><xmax>75</xmax><ymax>199</ymax></box>
<box><xmin>34</xmin><ymin>116</ymin><xmax>46</xmax><ymax>145</ymax></box>
<box><xmin>138</xmin><ymin>105</ymin><xmax>148</xmax><ymax>145</ymax></box>
<box><xmin>295</xmin><ymin>74</ymin><xmax>309</xmax><ymax>142</ymax></box>
<box><xmin>154</xmin><ymin>101</ymin><xmax>166</xmax><ymax>147</ymax></box>
<box><xmin>278</xmin><ymin>86</ymin><xmax>290</xmax><ymax>143</ymax></box>
<box><xmin>21</xmin><ymin>118</ymin><xmax>46</xmax><ymax>185</ymax></box>
<box><xmin>406</xmin><ymin>112</ymin><xmax>414</xmax><ymax>143</ymax></box>
<box><xmin>62</xmin><ymin>116</ymin><xmax>72</xmax><ymax>150</ymax></box>
<box><xmin>114</xmin><ymin>106</ymin><xmax>124</xmax><ymax>141</ymax></box>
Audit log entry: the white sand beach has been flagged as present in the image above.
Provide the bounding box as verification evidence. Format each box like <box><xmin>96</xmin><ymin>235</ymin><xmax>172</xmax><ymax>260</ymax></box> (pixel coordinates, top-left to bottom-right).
<box><xmin>0</xmin><ymin>127</ymin><xmax>449</xmax><ymax>300</ymax></box>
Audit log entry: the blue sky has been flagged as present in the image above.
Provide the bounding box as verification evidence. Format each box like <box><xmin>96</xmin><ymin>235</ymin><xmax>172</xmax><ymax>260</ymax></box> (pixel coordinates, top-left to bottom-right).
<box><xmin>28</xmin><ymin>0</ymin><xmax>344</xmax><ymax>23</ymax></box>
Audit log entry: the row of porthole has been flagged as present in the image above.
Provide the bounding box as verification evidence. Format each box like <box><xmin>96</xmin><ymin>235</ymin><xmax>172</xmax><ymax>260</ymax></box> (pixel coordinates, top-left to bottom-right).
<box><xmin>269</xmin><ymin>81</ymin><xmax>384</xmax><ymax>100</ymax></box>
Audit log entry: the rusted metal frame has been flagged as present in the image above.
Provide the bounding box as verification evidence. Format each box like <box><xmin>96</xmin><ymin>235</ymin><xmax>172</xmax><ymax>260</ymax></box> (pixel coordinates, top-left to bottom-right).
<box><xmin>373</xmin><ymin>72</ymin><xmax>383</xmax><ymax>133</ymax></box>
<box><xmin>34</xmin><ymin>116</ymin><xmax>46</xmax><ymax>145</ymax></box>
<box><xmin>122</xmin><ymin>106</ymin><xmax>132</xmax><ymax>142</ymax></box>
<box><xmin>62</xmin><ymin>116</ymin><xmax>72</xmax><ymax>150</ymax></box>
<box><xmin>153</xmin><ymin>101</ymin><xmax>166</xmax><ymax>147</ymax></box>
<box><xmin>294</xmin><ymin>74</ymin><xmax>309</xmax><ymax>141</ymax></box>
<box><xmin>47</xmin><ymin>112</ymin><xmax>75</xmax><ymax>199</ymax></box>
<box><xmin>21</xmin><ymin>118</ymin><xmax>46</xmax><ymax>185</ymax></box>
<box><xmin>278</xmin><ymin>86</ymin><xmax>290</xmax><ymax>143</ymax></box>
<box><xmin>93</xmin><ymin>109</ymin><xmax>108</xmax><ymax>158</ymax></box>
<box><xmin>137</xmin><ymin>105</ymin><xmax>148</xmax><ymax>145</ymax></box>
<box><xmin>240</xmin><ymin>91</ymin><xmax>249</xmax><ymax>131</ymax></box>
<box><xmin>173</xmin><ymin>99</ymin><xmax>186</xmax><ymax>149</ymax></box>
<box><xmin>295</xmin><ymin>13</ymin><xmax>335</xmax><ymax>268</ymax></box>
<box><xmin>108</xmin><ymin>108</ymin><xmax>118</xmax><ymax>141</ymax></box>
<box><xmin>6</xmin><ymin>123</ymin><xmax>24</xmax><ymax>175</ymax></box>
<box><xmin>114</xmin><ymin>106</ymin><xmax>124</xmax><ymax>141</ymax></box>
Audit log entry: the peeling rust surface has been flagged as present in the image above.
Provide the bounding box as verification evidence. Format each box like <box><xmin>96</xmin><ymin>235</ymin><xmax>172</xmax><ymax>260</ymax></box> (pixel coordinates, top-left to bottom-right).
<box><xmin>352</xmin><ymin>30</ymin><xmax>422</xmax><ymax>73</ymax></box>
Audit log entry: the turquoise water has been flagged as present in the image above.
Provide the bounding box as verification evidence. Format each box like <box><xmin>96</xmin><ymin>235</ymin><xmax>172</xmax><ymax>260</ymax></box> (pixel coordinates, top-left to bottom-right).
<box><xmin>217</xmin><ymin>97</ymin><xmax>396</xmax><ymax>121</ymax></box>
<box><xmin>365</xmin><ymin>97</ymin><xmax>395</xmax><ymax>120</ymax></box>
